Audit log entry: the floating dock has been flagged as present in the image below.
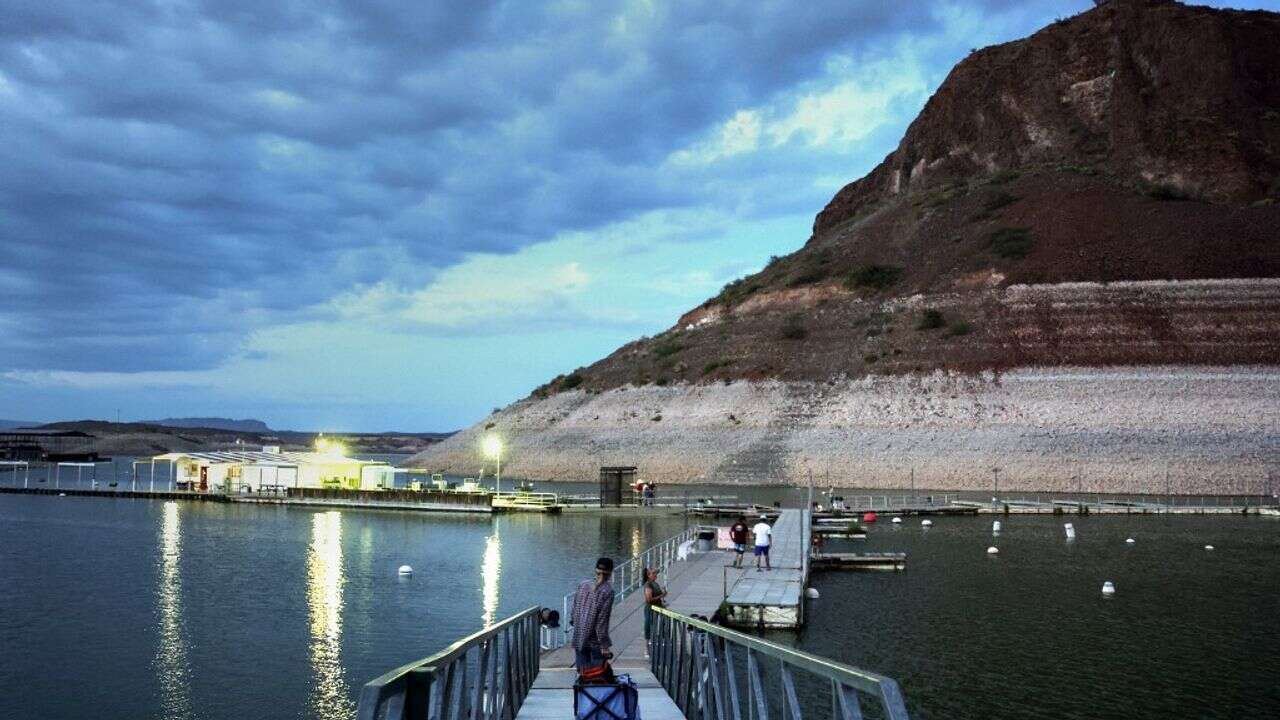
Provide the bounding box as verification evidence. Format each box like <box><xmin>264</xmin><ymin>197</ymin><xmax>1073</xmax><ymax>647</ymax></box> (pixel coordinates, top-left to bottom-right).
<box><xmin>718</xmin><ymin>509</ymin><xmax>811</xmax><ymax>629</ymax></box>
<box><xmin>812</xmin><ymin>551</ymin><xmax>907</xmax><ymax>571</ymax></box>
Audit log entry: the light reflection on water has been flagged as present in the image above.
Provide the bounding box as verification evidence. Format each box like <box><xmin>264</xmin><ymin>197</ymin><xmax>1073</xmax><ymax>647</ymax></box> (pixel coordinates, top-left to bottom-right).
<box><xmin>307</xmin><ymin>511</ymin><xmax>354</xmax><ymax>720</ymax></box>
<box><xmin>481</xmin><ymin>533</ymin><xmax>501</xmax><ymax>627</ymax></box>
<box><xmin>155</xmin><ymin>501</ymin><xmax>194</xmax><ymax>720</ymax></box>
<box><xmin>0</xmin><ymin>498</ymin><xmax>695</xmax><ymax>719</ymax></box>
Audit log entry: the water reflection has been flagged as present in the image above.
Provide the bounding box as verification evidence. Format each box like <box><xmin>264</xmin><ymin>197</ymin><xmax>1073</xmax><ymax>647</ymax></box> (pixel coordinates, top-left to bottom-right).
<box><xmin>155</xmin><ymin>501</ymin><xmax>193</xmax><ymax>720</ymax></box>
<box><xmin>307</xmin><ymin>511</ymin><xmax>354</xmax><ymax>719</ymax></box>
<box><xmin>481</xmin><ymin>533</ymin><xmax>501</xmax><ymax>627</ymax></box>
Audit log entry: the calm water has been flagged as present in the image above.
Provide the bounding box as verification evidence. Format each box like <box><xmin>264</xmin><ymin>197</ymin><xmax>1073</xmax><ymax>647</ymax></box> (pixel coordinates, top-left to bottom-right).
<box><xmin>795</xmin><ymin>514</ymin><xmax>1280</xmax><ymax>719</ymax></box>
<box><xmin>3</xmin><ymin>492</ymin><xmax>1278</xmax><ymax>720</ymax></box>
<box><xmin>0</xmin><ymin>494</ymin><xmax>689</xmax><ymax>720</ymax></box>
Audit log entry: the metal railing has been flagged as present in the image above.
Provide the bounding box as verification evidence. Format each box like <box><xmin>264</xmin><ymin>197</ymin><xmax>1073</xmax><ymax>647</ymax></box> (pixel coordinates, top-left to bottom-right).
<box><xmin>822</xmin><ymin>494</ymin><xmax>956</xmax><ymax>511</ymax></box>
<box><xmin>543</xmin><ymin>526</ymin><xmax>701</xmax><ymax>650</ymax></box>
<box><xmin>357</xmin><ymin>607</ymin><xmax>542</xmax><ymax>720</ymax></box>
<box><xmin>490</xmin><ymin>491</ymin><xmax>559</xmax><ymax>509</ymax></box>
<box><xmin>650</xmin><ymin>607</ymin><xmax>910</xmax><ymax>720</ymax></box>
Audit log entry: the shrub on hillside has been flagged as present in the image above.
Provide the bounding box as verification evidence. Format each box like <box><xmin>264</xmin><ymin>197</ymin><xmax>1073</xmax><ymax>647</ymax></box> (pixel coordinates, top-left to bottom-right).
<box><xmin>917</xmin><ymin>309</ymin><xmax>946</xmax><ymax>330</ymax></box>
<box><xmin>988</xmin><ymin>169</ymin><xmax>1021</xmax><ymax>185</ymax></box>
<box><xmin>780</xmin><ymin>313</ymin><xmax>808</xmax><ymax>340</ymax></box>
<box><xmin>653</xmin><ymin>340</ymin><xmax>685</xmax><ymax>358</ymax></box>
<box><xmin>988</xmin><ymin>227</ymin><xmax>1033</xmax><ymax>259</ymax></box>
<box><xmin>844</xmin><ymin>264</ymin><xmax>904</xmax><ymax>291</ymax></box>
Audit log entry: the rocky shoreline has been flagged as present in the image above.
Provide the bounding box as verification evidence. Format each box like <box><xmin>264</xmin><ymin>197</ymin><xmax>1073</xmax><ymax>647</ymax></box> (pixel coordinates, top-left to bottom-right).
<box><xmin>407</xmin><ymin>365</ymin><xmax>1279</xmax><ymax>495</ymax></box>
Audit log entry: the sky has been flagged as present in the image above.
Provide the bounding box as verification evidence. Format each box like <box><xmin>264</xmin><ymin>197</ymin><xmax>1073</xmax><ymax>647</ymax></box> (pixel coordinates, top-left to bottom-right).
<box><xmin>2</xmin><ymin>0</ymin><xmax>1276</xmax><ymax>431</ymax></box>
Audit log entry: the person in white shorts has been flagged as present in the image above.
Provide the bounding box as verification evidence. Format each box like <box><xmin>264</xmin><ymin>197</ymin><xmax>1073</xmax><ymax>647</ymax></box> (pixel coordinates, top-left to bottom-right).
<box><xmin>752</xmin><ymin>515</ymin><xmax>772</xmax><ymax>571</ymax></box>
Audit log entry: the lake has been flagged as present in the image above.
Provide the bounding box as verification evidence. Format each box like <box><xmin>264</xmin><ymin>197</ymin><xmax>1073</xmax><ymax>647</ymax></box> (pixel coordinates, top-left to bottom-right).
<box><xmin>0</xmin><ymin>494</ymin><xmax>688</xmax><ymax>720</ymax></box>
<box><xmin>795</xmin><ymin>513</ymin><xmax>1280</xmax><ymax>719</ymax></box>
<box><xmin>2</xmin><ymin>492</ymin><xmax>1276</xmax><ymax>719</ymax></box>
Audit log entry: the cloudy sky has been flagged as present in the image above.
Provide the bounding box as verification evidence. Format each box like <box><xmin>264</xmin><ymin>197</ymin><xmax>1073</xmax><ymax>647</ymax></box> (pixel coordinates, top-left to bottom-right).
<box><xmin>2</xmin><ymin>0</ymin><xmax>1273</xmax><ymax>431</ymax></box>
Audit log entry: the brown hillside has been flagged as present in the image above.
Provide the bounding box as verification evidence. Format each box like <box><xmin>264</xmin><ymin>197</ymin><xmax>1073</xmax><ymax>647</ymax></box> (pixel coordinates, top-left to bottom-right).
<box><xmin>531</xmin><ymin>0</ymin><xmax>1280</xmax><ymax>399</ymax></box>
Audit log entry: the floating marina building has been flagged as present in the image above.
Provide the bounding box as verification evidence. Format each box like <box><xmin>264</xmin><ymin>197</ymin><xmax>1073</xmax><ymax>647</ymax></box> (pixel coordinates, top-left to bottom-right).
<box><xmin>145</xmin><ymin>448</ymin><xmax>394</xmax><ymax>493</ymax></box>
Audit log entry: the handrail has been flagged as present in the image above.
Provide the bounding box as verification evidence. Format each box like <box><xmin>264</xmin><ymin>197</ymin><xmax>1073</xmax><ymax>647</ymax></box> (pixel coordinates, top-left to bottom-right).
<box><xmin>649</xmin><ymin>606</ymin><xmax>910</xmax><ymax>720</ymax></box>
<box><xmin>357</xmin><ymin>607</ymin><xmax>542</xmax><ymax>720</ymax></box>
<box><xmin>543</xmin><ymin>525</ymin><xmax>701</xmax><ymax>650</ymax></box>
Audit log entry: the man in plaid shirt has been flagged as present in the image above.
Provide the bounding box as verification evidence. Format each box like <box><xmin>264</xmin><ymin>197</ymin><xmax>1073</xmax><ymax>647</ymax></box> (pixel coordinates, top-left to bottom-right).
<box><xmin>570</xmin><ymin>557</ymin><xmax>615</xmax><ymax>672</ymax></box>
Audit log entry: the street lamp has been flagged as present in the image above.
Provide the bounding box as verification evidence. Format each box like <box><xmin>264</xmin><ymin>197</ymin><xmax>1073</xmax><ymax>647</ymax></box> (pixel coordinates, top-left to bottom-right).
<box><xmin>482</xmin><ymin>436</ymin><xmax>503</xmax><ymax>494</ymax></box>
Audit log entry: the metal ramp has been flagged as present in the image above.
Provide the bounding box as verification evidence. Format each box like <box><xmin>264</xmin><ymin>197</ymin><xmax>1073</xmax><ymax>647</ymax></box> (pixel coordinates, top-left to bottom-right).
<box><xmin>357</xmin><ymin>514</ymin><xmax>910</xmax><ymax>720</ymax></box>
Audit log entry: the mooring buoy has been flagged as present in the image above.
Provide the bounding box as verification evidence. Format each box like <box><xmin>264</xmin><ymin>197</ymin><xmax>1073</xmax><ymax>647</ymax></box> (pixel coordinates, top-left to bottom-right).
<box><xmin>398</xmin><ymin>565</ymin><xmax>413</xmax><ymax>575</ymax></box>
<box><xmin>987</xmin><ymin>546</ymin><xmax>999</xmax><ymax>555</ymax></box>
<box><xmin>1102</xmin><ymin>581</ymin><xmax>1116</xmax><ymax>595</ymax></box>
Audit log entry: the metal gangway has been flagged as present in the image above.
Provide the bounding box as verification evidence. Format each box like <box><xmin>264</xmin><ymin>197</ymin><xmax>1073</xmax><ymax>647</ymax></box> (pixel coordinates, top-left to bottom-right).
<box><xmin>356</xmin><ymin>605</ymin><xmax>909</xmax><ymax>720</ymax></box>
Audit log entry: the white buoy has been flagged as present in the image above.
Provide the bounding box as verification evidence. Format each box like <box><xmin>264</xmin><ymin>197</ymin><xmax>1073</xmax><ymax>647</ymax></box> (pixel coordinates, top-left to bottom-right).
<box><xmin>992</xmin><ymin>520</ymin><xmax>1002</xmax><ymax>534</ymax></box>
<box><xmin>921</xmin><ymin>519</ymin><xmax>933</xmax><ymax>527</ymax></box>
<box><xmin>398</xmin><ymin>565</ymin><xmax>413</xmax><ymax>575</ymax></box>
<box><xmin>1204</xmin><ymin>544</ymin><xmax>1215</xmax><ymax>551</ymax></box>
<box><xmin>987</xmin><ymin>546</ymin><xmax>999</xmax><ymax>555</ymax></box>
<box><xmin>58</xmin><ymin>492</ymin><xmax>66</xmax><ymax>497</ymax></box>
<box><xmin>1101</xmin><ymin>581</ymin><xmax>1116</xmax><ymax>595</ymax></box>
<box><xmin>1125</xmin><ymin>538</ymin><xmax>1135</xmax><ymax>544</ymax></box>
<box><xmin>805</xmin><ymin>587</ymin><xmax>820</xmax><ymax>599</ymax></box>
<box><xmin>891</xmin><ymin>517</ymin><xmax>902</xmax><ymax>524</ymax></box>
<box><xmin>1064</xmin><ymin>523</ymin><xmax>1076</xmax><ymax>540</ymax></box>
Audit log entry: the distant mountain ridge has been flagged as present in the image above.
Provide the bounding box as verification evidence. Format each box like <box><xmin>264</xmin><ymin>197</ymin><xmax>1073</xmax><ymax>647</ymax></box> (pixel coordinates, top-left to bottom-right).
<box><xmin>145</xmin><ymin>417</ymin><xmax>272</xmax><ymax>432</ymax></box>
<box><xmin>0</xmin><ymin>420</ymin><xmax>40</xmax><ymax>430</ymax></box>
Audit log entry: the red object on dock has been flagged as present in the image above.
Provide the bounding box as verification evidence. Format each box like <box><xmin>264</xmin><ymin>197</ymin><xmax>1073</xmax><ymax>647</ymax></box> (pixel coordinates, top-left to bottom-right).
<box><xmin>863</xmin><ymin>511</ymin><xmax>878</xmax><ymax>523</ymax></box>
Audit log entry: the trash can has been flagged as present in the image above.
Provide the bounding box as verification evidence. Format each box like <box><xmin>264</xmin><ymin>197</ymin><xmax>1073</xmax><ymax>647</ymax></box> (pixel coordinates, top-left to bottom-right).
<box><xmin>697</xmin><ymin>529</ymin><xmax>716</xmax><ymax>552</ymax></box>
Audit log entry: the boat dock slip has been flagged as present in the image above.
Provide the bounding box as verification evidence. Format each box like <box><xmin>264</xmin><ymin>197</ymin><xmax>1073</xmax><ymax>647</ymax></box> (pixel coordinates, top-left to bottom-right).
<box><xmin>718</xmin><ymin>509</ymin><xmax>811</xmax><ymax>628</ymax></box>
<box><xmin>812</xmin><ymin>552</ymin><xmax>907</xmax><ymax>571</ymax></box>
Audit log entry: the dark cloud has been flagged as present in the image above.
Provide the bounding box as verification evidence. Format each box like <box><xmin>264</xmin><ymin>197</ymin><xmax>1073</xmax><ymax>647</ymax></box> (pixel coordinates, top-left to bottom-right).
<box><xmin>0</xmin><ymin>0</ymin><xmax>1098</xmax><ymax>373</ymax></box>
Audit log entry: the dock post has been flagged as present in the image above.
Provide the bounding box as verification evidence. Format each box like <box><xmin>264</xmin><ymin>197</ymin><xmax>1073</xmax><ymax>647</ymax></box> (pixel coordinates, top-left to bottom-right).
<box><xmin>150</xmin><ymin>461</ymin><xmax>155</xmax><ymax>492</ymax></box>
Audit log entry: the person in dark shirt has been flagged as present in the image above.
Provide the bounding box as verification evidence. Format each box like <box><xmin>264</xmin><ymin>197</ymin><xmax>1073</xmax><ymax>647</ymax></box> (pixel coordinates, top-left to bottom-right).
<box><xmin>570</xmin><ymin>557</ymin><xmax>615</xmax><ymax>673</ymax></box>
<box><xmin>642</xmin><ymin>567</ymin><xmax>667</xmax><ymax>657</ymax></box>
<box><xmin>729</xmin><ymin>516</ymin><xmax>750</xmax><ymax>568</ymax></box>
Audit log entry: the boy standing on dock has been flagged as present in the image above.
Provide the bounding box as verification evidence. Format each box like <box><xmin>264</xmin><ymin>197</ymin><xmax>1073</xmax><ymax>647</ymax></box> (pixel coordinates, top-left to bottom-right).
<box><xmin>753</xmin><ymin>515</ymin><xmax>772</xmax><ymax>571</ymax></box>
<box><xmin>730</xmin><ymin>516</ymin><xmax>750</xmax><ymax>568</ymax></box>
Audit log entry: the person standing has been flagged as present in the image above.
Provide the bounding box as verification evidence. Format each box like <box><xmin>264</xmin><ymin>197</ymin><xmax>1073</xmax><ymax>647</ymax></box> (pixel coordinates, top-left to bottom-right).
<box><xmin>729</xmin><ymin>515</ymin><xmax>750</xmax><ymax>568</ymax></box>
<box><xmin>752</xmin><ymin>515</ymin><xmax>773</xmax><ymax>571</ymax></box>
<box><xmin>570</xmin><ymin>557</ymin><xmax>616</xmax><ymax>674</ymax></box>
<box><xmin>642</xmin><ymin>567</ymin><xmax>667</xmax><ymax>657</ymax></box>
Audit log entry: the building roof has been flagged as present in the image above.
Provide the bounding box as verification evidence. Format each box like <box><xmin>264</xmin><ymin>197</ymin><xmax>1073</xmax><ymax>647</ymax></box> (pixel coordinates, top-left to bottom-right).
<box><xmin>150</xmin><ymin>450</ymin><xmax>388</xmax><ymax>467</ymax></box>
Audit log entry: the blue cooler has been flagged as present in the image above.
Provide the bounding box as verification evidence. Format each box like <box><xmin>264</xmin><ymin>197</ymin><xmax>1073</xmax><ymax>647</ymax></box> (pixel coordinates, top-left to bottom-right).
<box><xmin>574</xmin><ymin>673</ymin><xmax>640</xmax><ymax>720</ymax></box>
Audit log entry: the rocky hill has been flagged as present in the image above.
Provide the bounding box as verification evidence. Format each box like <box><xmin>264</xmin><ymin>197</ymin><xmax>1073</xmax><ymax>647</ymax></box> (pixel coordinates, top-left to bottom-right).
<box><xmin>33</xmin><ymin>420</ymin><xmax>450</xmax><ymax>457</ymax></box>
<box><xmin>409</xmin><ymin>0</ymin><xmax>1280</xmax><ymax>493</ymax></box>
<box><xmin>145</xmin><ymin>417</ymin><xmax>273</xmax><ymax>433</ymax></box>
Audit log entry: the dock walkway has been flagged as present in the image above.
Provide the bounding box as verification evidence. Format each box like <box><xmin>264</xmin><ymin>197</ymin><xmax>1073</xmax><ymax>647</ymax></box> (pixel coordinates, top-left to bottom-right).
<box><xmin>721</xmin><ymin>509</ymin><xmax>809</xmax><ymax>628</ymax></box>
<box><xmin>519</xmin><ymin>510</ymin><xmax>811</xmax><ymax>720</ymax></box>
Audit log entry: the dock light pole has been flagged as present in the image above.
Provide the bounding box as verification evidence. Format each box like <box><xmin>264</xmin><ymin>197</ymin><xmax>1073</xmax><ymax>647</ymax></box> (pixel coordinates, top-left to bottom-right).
<box><xmin>483</xmin><ymin>436</ymin><xmax>503</xmax><ymax>495</ymax></box>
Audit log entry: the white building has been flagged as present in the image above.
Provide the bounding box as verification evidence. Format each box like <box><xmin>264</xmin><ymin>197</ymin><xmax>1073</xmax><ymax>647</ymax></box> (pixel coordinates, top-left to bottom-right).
<box><xmin>150</xmin><ymin>450</ymin><xmax>395</xmax><ymax>493</ymax></box>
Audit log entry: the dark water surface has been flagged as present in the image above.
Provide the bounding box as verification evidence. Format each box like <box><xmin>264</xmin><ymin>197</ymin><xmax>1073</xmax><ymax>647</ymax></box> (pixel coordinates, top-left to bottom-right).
<box><xmin>0</xmin><ymin>494</ymin><xmax>688</xmax><ymax>720</ymax></box>
<box><xmin>795</xmin><ymin>514</ymin><xmax>1280</xmax><ymax>719</ymax></box>
<box><xmin>3</xmin><ymin>492</ymin><xmax>1277</xmax><ymax>720</ymax></box>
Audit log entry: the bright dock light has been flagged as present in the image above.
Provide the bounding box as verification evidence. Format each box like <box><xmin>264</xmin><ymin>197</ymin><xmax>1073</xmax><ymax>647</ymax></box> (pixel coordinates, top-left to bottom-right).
<box><xmin>482</xmin><ymin>435</ymin><xmax>503</xmax><ymax>494</ymax></box>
